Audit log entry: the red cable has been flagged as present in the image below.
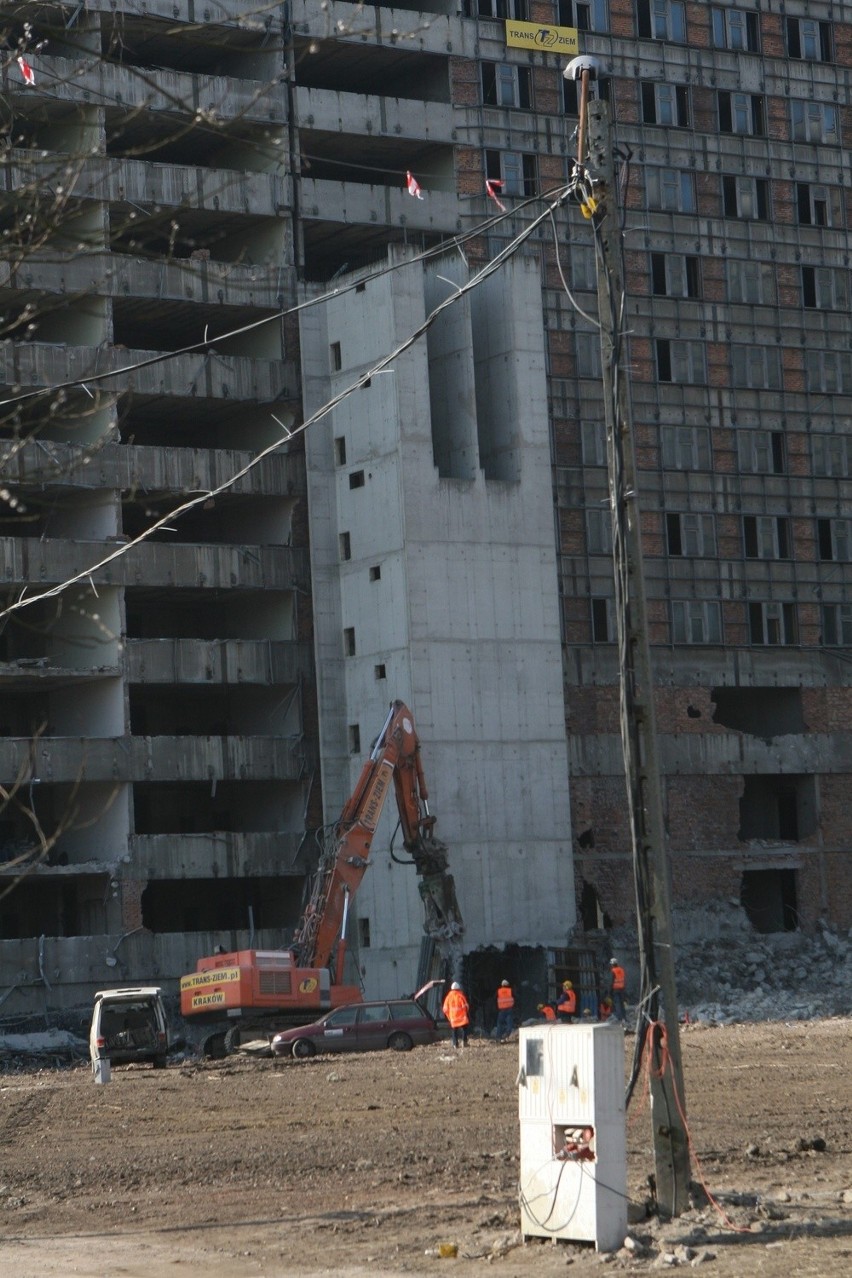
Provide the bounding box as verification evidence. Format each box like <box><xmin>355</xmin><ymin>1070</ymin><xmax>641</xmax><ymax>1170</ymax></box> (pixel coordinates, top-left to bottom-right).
<box><xmin>643</xmin><ymin>1020</ymin><xmax>752</xmax><ymax>1235</ymax></box>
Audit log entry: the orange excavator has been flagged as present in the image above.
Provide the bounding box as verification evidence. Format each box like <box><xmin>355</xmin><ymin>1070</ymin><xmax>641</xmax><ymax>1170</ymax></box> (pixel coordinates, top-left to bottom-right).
<box><xmin>179</xmin><ymin>701</ymin><xmax>464</xmax><ymax>1056</ymax></box>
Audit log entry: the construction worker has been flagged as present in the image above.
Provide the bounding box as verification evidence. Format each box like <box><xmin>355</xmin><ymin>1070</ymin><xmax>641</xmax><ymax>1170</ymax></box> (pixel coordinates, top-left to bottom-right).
<box><xmin>556</xmin><ymin>980</ymin><xmax>577</xmax><ymax>1022</ymax></box>
<box><xmin>598</xmin><ymin>996</ymin><xmax>614</xmax><ymax>1021</ymax></box>
<box><xmin>442</xmin><ymin>980</ymin><xmax>470</xmax><ymax>1049</ymax></box>
<box><xmin>609</xmin><ymin>958</ymin><xmax>626</xmax><ymax>1021</ymax></box>
<box><xmin>538</xmin><ymin>1002</ymin><xmax>557</xmax><ymax>1022</ymax></box>
<box><xmin>494</xmin><ymin>979</ymin><xmax>515</xmax><ymax>1042</ymax></box>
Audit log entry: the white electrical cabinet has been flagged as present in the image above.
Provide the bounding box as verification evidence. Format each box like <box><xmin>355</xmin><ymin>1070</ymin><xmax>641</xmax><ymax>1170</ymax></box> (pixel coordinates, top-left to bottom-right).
<box><xmin>518</xmin><ymin>1023</ymin><xmax>627</xmax><ymax>1252</ymax></box>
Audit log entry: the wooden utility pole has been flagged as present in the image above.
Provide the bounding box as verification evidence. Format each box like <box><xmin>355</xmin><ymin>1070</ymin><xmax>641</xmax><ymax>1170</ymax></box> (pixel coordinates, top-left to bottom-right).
<box><xmin>580</xmin><ymin>93</ymin><xmax>692</xmax><ymax>1215</ymax></box>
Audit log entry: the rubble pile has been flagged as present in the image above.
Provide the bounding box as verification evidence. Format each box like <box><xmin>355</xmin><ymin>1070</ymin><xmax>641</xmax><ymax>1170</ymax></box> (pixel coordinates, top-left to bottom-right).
<box><xmin>612</xmin><ymin>903</ymin><xmax>851</xmax><ymax>1024</ymax></box>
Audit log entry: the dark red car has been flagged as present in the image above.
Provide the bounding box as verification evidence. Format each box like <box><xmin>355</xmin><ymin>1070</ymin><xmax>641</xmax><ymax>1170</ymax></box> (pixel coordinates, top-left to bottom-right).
<box><xmin>271</xmin><ymin>998</ymin><xmax>440</xmax><ymax>1059</ymax></box>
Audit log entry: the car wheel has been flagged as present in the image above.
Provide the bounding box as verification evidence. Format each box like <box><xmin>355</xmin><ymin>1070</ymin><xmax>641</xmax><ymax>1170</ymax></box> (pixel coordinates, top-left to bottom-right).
<box><xmin>153</xmin><ymin>1055</ymin><xmax>167</xmax><ymax>1070</ymax></box>
<box><xmin>388</xmin><ymin>1031</ymin><xmax>413</xmax><ymax>1052</ymax></box>
<box><xmin>291</xmin><ymin>1038</ymin><xmax>316</xmax><ymax>1060</ymax></box>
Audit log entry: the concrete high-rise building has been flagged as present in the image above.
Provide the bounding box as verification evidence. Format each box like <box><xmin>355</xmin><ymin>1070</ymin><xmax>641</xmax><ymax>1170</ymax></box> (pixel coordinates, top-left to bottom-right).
<box><xmin>1</xmin><ymin>0</ymin><xmax>850</xmax><ymax>1027</ymax></box>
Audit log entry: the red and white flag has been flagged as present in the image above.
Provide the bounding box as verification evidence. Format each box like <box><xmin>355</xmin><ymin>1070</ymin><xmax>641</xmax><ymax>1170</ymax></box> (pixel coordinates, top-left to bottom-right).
<box><xmin>406</xmin><ymin>170</ymin><xmax>424</xmax><ymax>200</ymax></box>
<box><xmin>485</xmin><ymin>179</ymin><xmax>506</xmax><ymax>212</ymax></box>
<box><xmin>17</xmin><ymin>57</ymin><xmax>35</xmax><ymax>86</ymax></box>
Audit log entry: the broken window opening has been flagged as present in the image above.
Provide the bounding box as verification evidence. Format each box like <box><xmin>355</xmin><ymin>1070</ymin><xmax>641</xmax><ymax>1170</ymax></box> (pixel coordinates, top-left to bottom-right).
<box><xmin>0</xmin><ymin>874</ymin><xmax>110</xmax><ymax>938</ymax></box>
<box><xmin>740</xmin><ymin>868</ymin><xmax>798</xmax><ymax>933</ymax></box>
<box><xmin>579</xmin><ymin>879</ymin><xmax>611</xmax><ymax>932</ymax></box>
<box><xmin>141</xmin><ymin>875</ymin><xmax>305</xmax><ymax>933</ymax></box>
<box><xmin>738</xmin><ymin>774</ymin><xmax>816</xmax><ymax>842</ymax></box>
<box><xmin>712</xmin><ymin>687</ymin><xmax>806</xmax><ymax>740</ymax></box>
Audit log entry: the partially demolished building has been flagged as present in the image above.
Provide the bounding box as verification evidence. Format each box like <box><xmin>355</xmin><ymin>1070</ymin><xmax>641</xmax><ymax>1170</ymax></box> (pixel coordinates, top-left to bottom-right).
<box><xmin>0</xmin><ymin>1</ymin><xmax>849</xmax><ymax>1020</ymax></box>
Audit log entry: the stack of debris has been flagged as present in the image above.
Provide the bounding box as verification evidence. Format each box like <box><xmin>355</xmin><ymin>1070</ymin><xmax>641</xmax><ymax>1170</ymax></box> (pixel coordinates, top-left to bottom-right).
<box><xmin>610</xmin><ymin>904</ymin><xmax>851</xmax><ymax>1024</ymax></box>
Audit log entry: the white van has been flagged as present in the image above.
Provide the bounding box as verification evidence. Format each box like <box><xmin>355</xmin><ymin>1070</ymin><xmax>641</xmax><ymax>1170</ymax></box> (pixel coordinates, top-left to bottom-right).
<box><xmin>90</xmin><ymin>987</ymin><xmax>169</xmax><ymax>1069</ymax></box>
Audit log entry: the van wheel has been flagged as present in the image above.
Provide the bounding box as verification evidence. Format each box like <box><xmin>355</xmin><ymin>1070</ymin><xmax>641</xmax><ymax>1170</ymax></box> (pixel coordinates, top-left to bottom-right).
<box><xmin>291</xmin><ymin>1038</ymin><xmax>316</xmax><ymax>1060</ymax></box>
<box><xmin>202</xmin><ymin>1033</ymin><xmax>228</xmax><ymax>1060</ymax></box>
<box><xmin>153</xmin><ymin>1055</ymin><xmax>167</xmax><ymax>1069</ymax></box>
<box><xmin>388</xmin><ymin>1032</ymin><xmax>413</xmax><ymax>1052</ymax></box>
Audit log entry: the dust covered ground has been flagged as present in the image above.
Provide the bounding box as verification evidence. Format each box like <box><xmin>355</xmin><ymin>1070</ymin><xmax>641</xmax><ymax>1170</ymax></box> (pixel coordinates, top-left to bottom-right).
<box><xmin>0</xmin><ymin>1020</ymin><xmax>850</xmax><ymax>1277</ymax></box>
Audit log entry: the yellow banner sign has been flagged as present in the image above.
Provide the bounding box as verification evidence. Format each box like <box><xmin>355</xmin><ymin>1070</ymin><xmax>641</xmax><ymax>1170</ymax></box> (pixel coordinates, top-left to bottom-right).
<box><xmin>180</xmin><ymin>966</ymin><xmax>241</xmax><ymax>992</ymax></box>
<box><xmin>505</xmin><ymin>20</ymin><xmax>579</xmax><ymax>54</ymax></box>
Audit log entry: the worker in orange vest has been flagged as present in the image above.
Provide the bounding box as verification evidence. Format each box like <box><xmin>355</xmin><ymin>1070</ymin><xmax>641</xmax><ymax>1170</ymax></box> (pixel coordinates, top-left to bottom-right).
<box><xmin>610</xmin><ymin>959</ymin><xmax>626</xmax><ymax>1021</ymax></box>
<box><xmin>556</xmin><ymin>980</ymin><xmax>577</xmax><ymax>1022</ymax></box>
<box><xmin>538</xmin><ymin>1003</ymin><xmax>557</xmax><ymax>1022</ymax></box>
<box><xmin>442</xmin><ymin>980</ymin><xmax>470</xmax><ymax>1049</ymax></box>
<box><xmin>494</xmin><ymin>980</ymin><xmax>515</xmax><ymax>1042</ymax></box>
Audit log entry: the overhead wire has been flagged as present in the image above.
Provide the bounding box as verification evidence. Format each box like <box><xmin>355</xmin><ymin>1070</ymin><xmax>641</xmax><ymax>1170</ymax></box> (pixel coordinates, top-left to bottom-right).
<box><xmin>0</xmin><ymin>182</ymin><xmax>570</xmax><ymax>413</ymax></box>
<box><xmin>0</xmin><ymin>178</ymin><xmax>575</xmax><ymax>622</ymax></box>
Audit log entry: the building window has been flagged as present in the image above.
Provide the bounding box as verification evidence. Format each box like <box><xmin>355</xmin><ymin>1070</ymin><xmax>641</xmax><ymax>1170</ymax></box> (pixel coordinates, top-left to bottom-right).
<box><xmin>796</xmin><ymin>183</ymin><xmax>836</xmax><ymax>227</ymax></box>
<box><xmin>743</xmin><ymin>516</ymin><xmax>792</xmax><ymax>560</ymax></box>
<box><xmin>817</xmin><ymin>518</ymin><xmax>852</xmax><ymax>562</ymax></box>
<box><xmin>563</xmin><ymin>75</ymin><xmax>610</xmax><ymax>114</ymax></box>
<box><xmin>749</xmin><ymin>602</ymin><xmax>797</xmax><ymax>646</ymax></box>
<box><xmin>822</xmin><ymin>604</ymin><xmax>852</xmax><ymax>645</ymax></box>
<box><xmin>812</xmin><ymin>433</ymin><xmax>852</xmax><ymax>477</ymax></box>
<box><xmin>349</xmin><ymin>469</ymin><xmax>366</xmax><ymax>489</ymax></box>
<box><xmin>656</xmin><ymin>339</ymin><xmax>706</xmax><ymax>384</ymax></box>
<box><xmin>576</xmin><ymin>331</ymin><xmax>602</xmax><ymax>378</ymax></box>
<box><xmin>485</xmin><ymin>148</ymin><xmax>536</xmax><ymax>197</ymax></box>
<box><xmin>369</xmin><ymin>564</ymin><xmax>381</xmax><ymax>581</ymax></box>
<box><xmin>722</xmin><ymin>175</ymin><xmax>768</xmax><ymax>220</ymax></box>
<box><xmin>711</xmin><ymin>7</ymin><xmax>759</xmax><ymax>51</ymax></box>
<box><xmin>339</xmin><ymin>531</ymin><xmax>351</xmax><ymax>561</ymax></box>
<box><xmin>637</xmin><ymin>0</ymin><xmax>686</xmax><ymax>43</ymax></box>
<box><xmin>646</xmin><ymin>167</ymin><xmax>696</xmax><ymax>213</ymax></box>
<box><xmin>661</xmin><ymin>426</ymin><xmax>711</xmax><ymax>470</ymax></box>
<box><xmin>728</xmin><ymin>258</ymin><xmax>775</xmax><ymax>305</ymax></box>
<box><xmin>348</xmin><ymin>723</ymin><xmax>361</xmax><ymax>754</ymax></box>
<box><xmin>481</xmin><ymin>62</ymin><xmax>531</xmax><ymax>109</ymax></box>
<box><xmin>651</xmin><ymin>252</ymin><xmax>700</xmax><ymax>297</ymax></box>
<box><xmin>641</xmin><ymin>82</ymin><xmax>690</xmax><ymax>126</ymax></box>
<box><xmin>666</xmin><ymin>513</ymin><xmax>716</xmax><ymax>557</ymax></box>
<box><xmin>802</xmin><ymin>266</ymin><xmax>847</xmax><ymax>310</ymax></box>
<box><xmin>791</xmin><ymin>100</ymin><xmax>838</xmax><ymax>144</ymax></box>
<box><xmin>581</xmin><ymin>420</ymin><xmax>607</xmax><ymax>466</ymax></box>
<box><xmin>737</xmin><ymin>430</ymin><xmax>785</xmax><ymax>475</ymax></box>
<box><xmin>559</xmin><ymin>0</ymin><xmax>608</xmax><ymax>30</ymax></box>
<box><xmin>787</xmin><ymin>18</ymin><xmax>832</xmax><ymax>61</ymax></box>
<box><xmin>586</xmin><ymin>507</ymin><xmax>612</xmax><ymax>554</ymax></box>
<box><xmin>478</xmin><ymin>0</ymin><xmax>528</xmax><ymax>18</ymax></box>
<box><xmin>731</xmin><ymin>345</ymin><xmax>781</xmax><ymax>390</ymax></box>
<box><xmin>718</xmin><ymin>92</ymin><xmax>764</xmax><ymax>136</ymax></box>
<box><xmin>334</xmin><ymin>436</ymin><xmax>347</xmax><ymax>465</ymax></box>
<box><xmin>672</xmin><ymin>600</ymin><xmax>722</xmax><ymax>644</ymax></box>
<box><xmin>805</xmin><ymin>350</ymin><xmax>852</xmax><ymax>394</ymax></box>
<box><xmin>343</xmin><ymin>626</ymin><xmax>356</xmax><ymax>655</ymax></box>
<box><xmin>330</xmin><ymin>341</ymin><xmax>342</xmax><ymax>371</ymax></box>
<box><xmin>374</xmin><ymin>663</ymin><xmax>387</xmax><ymax>680</ymax></box>
<box><xmin>571</xmin><ymin>244</ymin><xmax>596</xmax><ymax>291</ymax></box>
<box><xmin>591</xmin><ymin>597</ymin><xmax>615</xmax><ymax>641</ymax></box>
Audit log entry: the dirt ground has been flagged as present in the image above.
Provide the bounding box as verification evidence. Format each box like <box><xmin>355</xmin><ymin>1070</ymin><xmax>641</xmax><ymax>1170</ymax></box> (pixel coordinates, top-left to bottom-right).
<box><xmin>0</xmin><ymin>1019</ymin><xmax>850</xmax><ymax>1278</ymax></box>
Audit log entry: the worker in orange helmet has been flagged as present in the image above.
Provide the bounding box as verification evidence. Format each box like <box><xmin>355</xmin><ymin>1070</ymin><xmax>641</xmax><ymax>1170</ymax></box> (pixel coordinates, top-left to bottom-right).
<box><xmin>494</xmin><ymin>979</ymin><xmax>515</xmax><ymax>1042</ymax></box>
<box><xmin>556</xmin><ymin>980</ymin><xmax>577</xmax><ymax>1023</ymax></box>
<box><xmin>442</xmin><ymin>980</ymin><xmax>470</xmax><ymax>1049</ymax></box>
<box><xmin>609</xmin><ymin>958</ymin><xmax>626</xmax><ymax>1022</ymax></box>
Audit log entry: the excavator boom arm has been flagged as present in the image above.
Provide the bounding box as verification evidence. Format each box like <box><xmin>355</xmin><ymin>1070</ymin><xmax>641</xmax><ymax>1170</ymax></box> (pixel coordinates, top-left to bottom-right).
<box><xmin>293</xmin><ymin>701</ymin><xmax>463</xmax><ymax>978</ymax></box>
